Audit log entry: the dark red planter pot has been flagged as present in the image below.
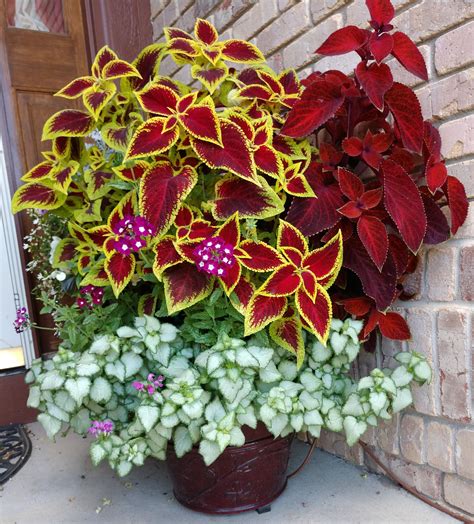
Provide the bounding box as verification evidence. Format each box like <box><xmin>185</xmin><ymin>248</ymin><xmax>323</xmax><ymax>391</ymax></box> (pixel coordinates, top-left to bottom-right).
<box><xmin>166</xmin><ymin>423</ymin><xmax>294</xmax><ymax>514</ymax></box>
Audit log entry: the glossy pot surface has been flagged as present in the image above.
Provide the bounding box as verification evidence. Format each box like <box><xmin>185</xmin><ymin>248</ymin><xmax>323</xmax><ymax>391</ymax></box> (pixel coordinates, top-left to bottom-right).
<box><xmin>166</xmin><ymin>423</ymin><xmax>293</xmax><ymax>514</ymax></box>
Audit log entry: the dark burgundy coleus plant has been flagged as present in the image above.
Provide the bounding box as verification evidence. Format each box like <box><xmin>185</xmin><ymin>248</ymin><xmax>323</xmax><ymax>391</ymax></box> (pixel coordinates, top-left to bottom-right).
<box><xmin>280</xmin><ymin>0</ymin><xmax>469</xmax><ymax>348</ymax></box>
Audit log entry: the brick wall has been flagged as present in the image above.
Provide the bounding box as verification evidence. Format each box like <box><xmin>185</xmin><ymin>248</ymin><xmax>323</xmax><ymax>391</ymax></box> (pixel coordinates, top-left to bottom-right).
<box><xmin>149</xmin><ymin>0</ymin><xmax>474</xmax><ymax>518</ymax></box>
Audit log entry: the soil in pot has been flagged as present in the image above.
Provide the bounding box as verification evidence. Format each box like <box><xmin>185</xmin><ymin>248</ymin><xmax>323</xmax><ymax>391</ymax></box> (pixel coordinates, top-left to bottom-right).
<box><xmin>166</xmin><ymin>423</ymin><xmax>293</xmax><ymax>514</ymax></box>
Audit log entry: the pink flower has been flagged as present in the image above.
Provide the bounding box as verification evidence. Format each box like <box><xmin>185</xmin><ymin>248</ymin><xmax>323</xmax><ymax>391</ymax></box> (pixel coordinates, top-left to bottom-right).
<box><xmin>193</xmin><ymin>236</ymin><xmax>235</xmax><ymax>277</ymax></box>
<box><xmin>88</xmin><ymin>420</ymin><xmax>114</xmax><ymax>437</ymax></box>
<box><xmin>133</xmin><ymin>373</ymin><xmax>164</xmax><ymax>396</ymax></box>
<box><xmin>77</xmin><ymin>285</ymin><xmax>104</xmax><ymax>309</ymax></box>
<box><xmin>13</xmin><ymin>306</ymin><xmax>30</xmax><ymax>333</ymax></box>
<box><xmin>132</xmin><ymin>381</ymin><xmax>144</xmax><ymax>391</ymax></box>
<box><xmin>111</xmin><ymin>215</ymin><xmax>155</xmax><ymax>254</ymax></box>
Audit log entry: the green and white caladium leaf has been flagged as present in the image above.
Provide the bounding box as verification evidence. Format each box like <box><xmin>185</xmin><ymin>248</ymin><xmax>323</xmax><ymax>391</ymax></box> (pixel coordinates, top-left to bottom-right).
<box><xmin>90</xmin><ymin>377</ymin><xmax>113</xmax><ymax>403</ymax></box>
<box><xmin>121</xmin><ymin>352</ymin><xmax>143</xmax><ymax>378</ymax></box>
<box><xmin>343</xmin><ymin>416</ymin><xmax>367</xmax><ymax>446</ymax></box>
<box><xmin>117</xmin><ymin>461</ymin><xmax>132</xmax><ymax>477</ymax></box>
<box><xmin>182</xmin><ymin>400</ymin><xmax>204</xmax><ymax>419</ymax></box>
<box><xmin>311</xmin><ymin>341</ymin><xmax>332</xmax><ymax>362</ymax></box>
<box><xmin>358</xmin><ymin>376</ymin><xmax>374</xmax><ymax>391</ymax></box>
<box><xmin>54</xmin><ymin>391</ymin><xmax>76</xmax><ymax>413</ymax></box>
<box><xmin>90</xmin><ymin>442</ymin><xmax>107</xmax><ymax>466</ymax></box>
<box><xmin>46</xmin><ymin>402</ymin><xmax>70</xmax><ymax>422</ymax></box>
<box><xmin>105</xmin><ymin>361</ymin><xmax>126</xmax><ymax>381</ymax></box>
<box><xmin>237</xmin><ymin>406</ymin><xmax>257</xmax><ymax>429</ymax></box>
<box><xmin>414</xmin><ymin>361</ymin><xmax>431</xmax><ymax>382</ymax></box>
<box><xmin>218</xmin><ymin>377</ymin><xmax>242</xmax><ymax>403</ymax></box>
<box><xmin>381</xmin><ymin>377</ymin><xmax>397</xmax><ymax>395</ymax></box>
<box><xmin>38</xmin><ymin>413</ymin><xmax>62</xmax><ymax>439</ymax></box>
<box><xmin>70</xmin><ymin>408</ymin><xmax>91</xmax><ymax>434</ymax></box>
<box><xmin>205</xmin><ymin>398</ymin><xmax>226</xmax><ymax>422</ymax></box>
<box><xmin>342</xmin><ymin>393</ymin><xmax>365</xmax><ymax>417</ymax></box>
<box><xmin>290</xmin><ymin>413</ymin><xmax>304</xmax><ymax>432</ymax></box>
<box><xmin>235</xmin><ymin>348</ymin><xmax>260</xmax><ymax>368</ymax></box>
<box><xmin>160</xmin><ymin>323</ymin><xmax>178</xmax><ymax>342</ymax></box>
<box><xmin>325</xmin><ymin>407</ymin><xmax>343</xmax><ymax>431</ymax></box>
<box><xmin>278</xmin><ymin>360</ymin><xmax>298</xmax><ymax>381</ymax></box>
<box><xmin>65</xmin><ymin>377</ymin><xmax>91</xmax><ymax>404</ymax></box>
<box><xmin>395</xmin><ymin>352</ymin><xmax>412</xmax><ymax>365</ymax></box>
<box><xmin>344</xmin><ymin>341</ymin><xmax>359</xmax><ymax>362</ymax></box>
<box><xmin>391</xmin><ymin>366</ymin><xmax>413</xmax><ymax>387</ymax></box>
<box><xmin>207</xmin><ymin>353</ymin><xmax>225</xmax><ymax>375</ymax></box>
<box><xmin>330</xmin><ymin>332</ymin><xmax>348</xmax><ymax>354</ymax></box>
<box><xmin>304</xmin><ymin>409</ymin><xmax>323</xmax><ymax>426</ymax></box>
<box><xmin>299</xmin><ymin>390</ymin><xmax>319</xmax><ymax>410</ymax></box>
<box><xmin>247</xmin><ymin>346</ymin><xmax>273</xmax><ymax>368</ymax></box>
<box><xmin>77</xmin><ymin>354</ymin><xmax>101</xmax><ymax>377</ymax></box>
<box><xmin>229</xmin><ymin>427</ymin><xmax>245</xmax><ymax>447</ymax></box>
<box><xmin>89</xmin><ymin>335</ymin><xmax>111</xmax><ymax>354</ymax></box>
<box><xmin>270</xmin><ymin>413</ymin><xmax>288</xmax><ymax>436</ymax></box>
<box><xmin>300</xmin><ymin>371</ymin><xmax>321</xmax><ymax>393</ymax></box>
<box><xmin>116</xmin><ymin>326</ymin><xmax>140</xmax><ymax>338</ymax></box>
<box><xmin>174</xmin><ymin>426</ymin><xmax>193</xmax><ymax>458</ymax></box>
<box><xmin>259</xmin><ymin>361</ymin><xmax>281</xmax><ymax>383</ymax></box>
<box><xmin>27</xmin><ymin>386</ymin><xmax>41</xmax><ymax>408</ymax></box>
<box><xmin>138</xmin><ymin>405</ymin><xmax>160</xmax><ymax>432</ymax></box>
<box><xmin>199</xmin><ymin>440</ymin><xmax>221</xmax><ymax>466</ymax></box>
<box><xmin>41</xmin><ymin>371</ymin><xmax>65</xmax><ymax>390</ymax></box>
<box><xmin>216</xmin><ymin>431</ymin><xmax>231</xmax><ymax>451</ymax></box>
<box><xmin>369</xmin><ymin>391</ymin><xmax>388</xmax><ymax>415</ymax></box>
<box><xmin>392</xmin><ymin>387</ymin><xmax>413</xmax><ymax>413</ymax></box>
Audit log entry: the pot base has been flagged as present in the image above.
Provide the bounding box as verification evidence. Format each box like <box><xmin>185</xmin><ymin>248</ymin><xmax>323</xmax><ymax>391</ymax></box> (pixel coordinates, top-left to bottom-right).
<box><xmin>166</xmin><ymin>424</ymin><xmax>293</xmax><ymax>515</ymax></box>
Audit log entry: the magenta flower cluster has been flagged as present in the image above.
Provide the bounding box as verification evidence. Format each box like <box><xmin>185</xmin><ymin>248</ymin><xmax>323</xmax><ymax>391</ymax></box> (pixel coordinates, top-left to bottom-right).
<box><xmin>88</xmin><ymin>420</ymin><xmax>114</xmax><ymax>437</ymax></box>
<box><xmin>193</xmin><ymin>236</ymin><xmax>235</xmax><ymax>277</ymax></box>
<box><xmin>132</xmin><ymin>373</ymin><xmax>164</xmax><ymax>395</ymax></box>
<box><xmin>77</xmin><ymin>285</ymin><xmax>104</xmax><ymax>309</ymax></box>
<box><xmin>13</xmin><ymin>306</ymin><xmax>30</xmax><ymax>334</ymax></box>
<box><xmin>112</xmin><ymin>215</ymin><xmax>155</xmax><ymax>255</ymax></box>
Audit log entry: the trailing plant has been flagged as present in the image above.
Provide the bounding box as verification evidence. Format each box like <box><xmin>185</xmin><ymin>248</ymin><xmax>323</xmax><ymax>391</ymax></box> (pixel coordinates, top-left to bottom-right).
<box><xmin>26</xmin><ymin>316</ymin><xmax>430</xmax><ymax>473</ymax></box>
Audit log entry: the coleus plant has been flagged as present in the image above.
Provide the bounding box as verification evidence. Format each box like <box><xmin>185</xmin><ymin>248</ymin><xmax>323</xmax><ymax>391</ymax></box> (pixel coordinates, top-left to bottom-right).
<box><xmin>11</xmin><ymin>0</ymin><xmax>468</xmax><ymax>364</ymax></box>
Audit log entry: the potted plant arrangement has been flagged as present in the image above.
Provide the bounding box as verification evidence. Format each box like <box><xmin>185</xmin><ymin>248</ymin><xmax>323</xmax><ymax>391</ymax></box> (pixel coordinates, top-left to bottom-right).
<box><xmin>12</xmin><ymin>0</ymin><xmax>468</xmax><ymax>514</ymax></box>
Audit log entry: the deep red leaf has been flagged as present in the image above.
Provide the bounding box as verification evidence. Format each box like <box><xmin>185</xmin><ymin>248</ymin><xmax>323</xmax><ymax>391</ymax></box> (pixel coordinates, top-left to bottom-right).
<box><xmin>391</xmin><ymin>31</ymin><xmax>428</xmax><ymax>81</ymax></box>
<box><xmin>342</xmin><ymin>137</ymin><xmax>363</xmax><ymax>157</ymax></box>
<box><xmin>421</xmin><ymin>193</ymin><xmax>450</xmax><ymax>244</ymax></box>
<box><xmin>424</xmin><ymin>122</ymin><xmax>442</xmax><ymax>162</ymax></box>
<box><xmin>195</xmin><ymin>19</ymin><xmax>218</xmax><ymax>45</ymax></box>
<box><xmin>344</xmin><ymin>236</ymin><xmax>397</xmax><ymax>310</ymax></box>
<box><xmin>360</xmin><ymin>188</ymin><xmax>383</xmax><ymax>209</ymax></box>
<box><xmin>104</xmin><ymin>252</ymin><xmax>135</xmax><ymax>296</ymax></box>
<box><xmin>237</xmin><ymin>240</ymin><xmax>285</xmax><ymax>272</ymax></box>
<box><xmin>426</xmin><ymin>157</ymin><xmax>447</xmax><ymax>194</ymax></box>
<box><xmin>357</xmin><ymin>215</ymin><xmax>388</xmax><ymax>270</ymax></box>
<box><xmin>377</xmin><ymin>312</ymin><xmax>411</xmax><ymax>340</ymax></box>
<box><xmin>180</xmin><ymin>105</ymin><xmax>221</xmax><ymax>144</ymax></box>
<box><xmin>355</xmin><ymin>62</ymin><xmax>393</xmax><ymax>111</ymax></box>
<box><xmin>260</xmin><ymin>264</ymin><xmax>301</xmax><ymax>296</ymax></box>
<box><xmin>382</xmin><ymin>159</ymin><xmax>426</xmax><ymax>252</ymax></box>
<box><xmin>338</xmin><ymin>297</ymin><xmax>372</xmax><ymax>316</ymax></box>
<box><xmin>444</xmin><ymin>175</ymin><xmax>468</xmax><ymax>235</ymax></box>
<box><xmin>126</xmin><ymin>118</ymin><xmax>178</xmax><ymax>159</ymax></box>
<box><xmin>295</xmin><ymin>287</ymin><xmax>331</xmax><ymax>344</ymax></box>
<box><xmin>245</xmin><ymin>294</ymin><xmax>287</xmax><ymax>336</ymax></box>
<box><xmin>338</xmin><ymin>167</ymin><xmax>364</xmax><ymax>200</ymax></box>
<box><xmin>221</xmin><ymin>40</ymin><xmax>264</xmax><ymax>63</ymax></box>
<box><xmin>388</xmin><ymin>234</ymin><xmax>409</xmax><ymax>276</ymax></box>
<box><xmin>280</xmin><ymin>80</ymin><xmax>345</xmax><ymax>138</ymax></box>
<box><xmin>385</xmin><ymin>82</ymin><xmax>423</xmax><ymax>153</ymax></box>
<box><xmin>366</xmin><ymin>0</ymin><xmax>395</xmax><ymax>25</ymax></box>
<box><xmin>369</xmin><ymin>33</ymin><xmax>393</xmax><ymax>63</ymax></box>
<box><xmin>137</xmin><ymin>85</ymin><xmax>178</xmax><ymax>115</ymax></box>
<box><xmin>315</xmin><ymin>26</ymin><xmax>368</xmax><ymax>56</ymax></box>
<box><xmin>338</xmin><ymin>201</ymin><xmax>362</xmax><ymax>219</ymax></box>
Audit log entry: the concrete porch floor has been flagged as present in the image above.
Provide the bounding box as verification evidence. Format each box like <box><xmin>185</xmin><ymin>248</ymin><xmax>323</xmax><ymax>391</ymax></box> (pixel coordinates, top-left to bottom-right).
<box><xmin>1</xmin><ymin>423</ymin><xmax>454</xmax><ymax>524</ymax></box>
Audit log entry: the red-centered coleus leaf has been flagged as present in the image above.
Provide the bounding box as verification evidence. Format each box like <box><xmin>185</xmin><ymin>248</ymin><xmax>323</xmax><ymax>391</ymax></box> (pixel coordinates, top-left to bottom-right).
<box><xmin>315</xmin><ymin>26</ymin><xmax>368</xmax><ymax>55</ymax></box>
<box><xmin>180</xmin><ymin>105</ymin><xmax>222</xmax><ymax>144</ymax></box>
<box><xmin>269</xmin><ymin>311</ymin><xmax>305</xmax><ymax>368</ymax></box>
<box><xmin>52</xmin><ymin>239</ymin><xmax>76</xmax><ymax>267</ymax></box>
<box><xmin>344</xmin><ymin>236</ymin><xmax>397</xmax><ymax>310</ymax></box>
<box><xmin>11</xmin><ymin>182</ymin><xmax>66</xmax><ymax>213</ymax></box>
<box><xmin>382</xmin><ymin>159</ymin><xmax>426</xmax><ymax>252</ymax></box>
<box><xmin>139</xmin><ymin>163</ymin><xmax>197</xmax><ymax>237</ymax></box>
<box><xmin>55</xmin><ymin>76</ymin><xmax>95</xmax><ymax>98</ymax></box>
<box><xmin>195</xmin><ymin>18</ymin><xmax>217</xmax><ymax>45</ymax></box>
<box><xmin>83</xmin><ymin>82</ymin><xmax>115</xmax><ymax>119</ymax></box>
<box><xmin>259</xmin><ymin>264</ymin><xmax>301</xmax><ymax>296</ymax></box>
<box><xmin>295</xmin><ymin>286</ymin><xmax>332</xmax><ymax>345</ymax></box>
<box><xmin>191</xmin><ymin>120</ymin><xmax>258</xmax><ymax>184</ymax></box>
<box><xmin>136</xmin><ymin>84</ymin><xmax>178</xmax><ymax>115</ymax></box>
<box><xmin>366</xmin><ymin>0</ymin><xmax>395</xmax><ymax>25</ymax></box>
<box><xmin>278</xmin><ymin>219</ymin><xmax>308</xmax><ymax>255</ymax></box>
<box><xmin>369</xmin><ymin>32</ymin><xmax>393</xmax><ymax>63</ymax></box>
<box><xmin>101</xmin><ymin>59</ymin><xmax>140</xmax><ymax>80</ymax></box>
<box><xmin>385</xmin><ymin>82</ymin><xmax>423</xmax><ymax>153</ymax></box>
<box><xmin>42</xmin><ymin>110</ymin><xmax>95</xmax><ymax>140</ymax></box>
<box><xmin>230</xmin><ymin>275</ymin><xmax>255</xmax><ymax>315</ymax></box>
<box><xmin>21</xmin><ymin>161</ymin><xmax>56</xmax><ymax>182</ymax></box>
<box><xmin>355</xmin><ymin>62</ymin><xmax>393</xmax><ymax>111</ymax></box>
<box><xmin>444</xmin><ymin>175</ymin><xmax>468</xmax><ymax>235</ymax></box>
<box><xmin>211</xmin><ymin>175</ymin><xmax>283</xmax><ymax>220</ymax></box>
<box><xmin>280</xmin><ymin>80</ymin><xmax>345</xmax><ymax>138</ymax></box>
<box><xmin>104</xmin><ymin>252</ymin><xmax>136</xmax><ymax>297</ymax></box>
<box><xmin>391</xmin><ymin>31</ymin><xmax>428</xmax><ymax>81</ymax></box>
<box><xmin>304</xmin><ymin>230</ymin><xmax>343</xmax><ymax>285</ymax></box>
<box><xmin>357</xmin><ymin>215</ymin><xmax>388</xmax><ymax>270</ymax></box>
<box><xmin>236</xmin><ymin>240</ymin><xmax>285</xmax><ymax>272</ymax></box>
<box><xmin>125</xmin><ymin>118</ymin><xmax>179</xmax><ymax>160</ymax></box>
<box><xmin>338</xmin><ymin>296</ymin><xmax>372</xmax><ymax>316</ymax></box>
<box><xmin>114</xmin><ymin>161</ymin><xmax>149</xmax><ymax>182</ymax></box>
<box><xmin>101</xmin><ymin>123</ymin><xmax>131</xmax><ymax>152</ymax></box>
<box><xmin>424</xmin><ymin>121</ymin><xmax>442</xmax><ymax>161</ymax></box>
<box><xmin>138</xmin><ymin>294</ymin><xmax>158</xmax><ymax>316</ymax></box>
<box><xmin>52</xmin><ymin>163</ymin><xmax>78</xmax><ymax>193</ymax></box>
<box><xmin>221</xmin><ymin>40</ymin><xmax>265</xmax><ymax>63</ymax></box>
<box><xmin>244</xmin><ymin>293</ymin><xmax>287</xmax><ymax>336</ymax></box>
<box><xmin>153</xmin><ymin>237</ymin><xmax>182</xmax><ymax>279</ymax></box>
<box><xmin>421</xmin><ymin>193</ymin><xmax>450</xmax><ymax>244</ymax></box>
<box><xmin>191</xmin><ymin>64</ymin><xmax>228</xmax><ymax>93</ymax></box>
<box><xmin>163</xmin><ymin>262</ymin><xmax>214</xmax><ymax>314</ymax></box>
<box><xmin>129</xmin><ymin>44</ymin><xmax>164</xmax><ymax>91</ymax></box>
<box><xmin>286</xmin><ymin>164</ymin><xmax>345</xmax><ymax>236</ymax></box>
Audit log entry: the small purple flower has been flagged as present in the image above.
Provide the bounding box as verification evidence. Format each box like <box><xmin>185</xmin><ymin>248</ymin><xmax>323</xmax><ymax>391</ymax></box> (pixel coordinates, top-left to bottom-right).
<box><xmin>193</xmin><ymin>236</ymin><xmax>235</xmax><ymax>277</ymax></box>
<box><xmin>78</xmin><ymin>285</ymin><xmax>104</xmax><ymax>309</ymax></box>
<box><xmin>132</xmin><ymin>381</ymin><xmax>144</xmax><ymax>391</ymax></box>
<box><xmin>88</xmin><ymin>420</ymin><xmax>114</xmax><ymax>437</ymax></box>
<box><xmin>111</xmin><ymin>215</ymin><xmax>155</xmax><ymax>254</ymax></box>
<box><xmin>133</xmin><ymin>373</ymin><xmax>164</xmax><ymax>396</ymax></box>
<box><xmin>13</xmin><ymin>307</ymin><xmax>30</xmax><ymax>333</ymax></box>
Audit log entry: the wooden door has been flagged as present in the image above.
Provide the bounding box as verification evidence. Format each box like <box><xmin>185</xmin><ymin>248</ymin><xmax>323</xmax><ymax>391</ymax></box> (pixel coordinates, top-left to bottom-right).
<box><xmin>0</xmin><ymin>0</ymin><xmax>89</xmax><ymax>424</ymax></box>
